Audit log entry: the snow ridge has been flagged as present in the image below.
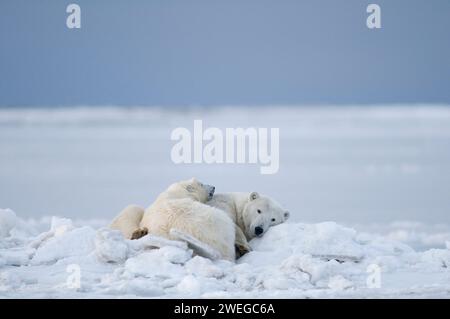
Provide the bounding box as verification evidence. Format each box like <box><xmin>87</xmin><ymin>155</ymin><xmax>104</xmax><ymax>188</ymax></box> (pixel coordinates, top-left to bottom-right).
<box><xmin>1</xmin><ymin>209</ymin><xmax>449</xmax><ymax>298</ymax></box>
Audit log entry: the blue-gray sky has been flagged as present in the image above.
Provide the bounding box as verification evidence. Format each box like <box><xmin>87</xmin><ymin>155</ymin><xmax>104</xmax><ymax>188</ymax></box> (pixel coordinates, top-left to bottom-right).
<box><xmin>1</xmin><ymin>0</ymin><xmax>449</xmax><ymax>107</ymax></box>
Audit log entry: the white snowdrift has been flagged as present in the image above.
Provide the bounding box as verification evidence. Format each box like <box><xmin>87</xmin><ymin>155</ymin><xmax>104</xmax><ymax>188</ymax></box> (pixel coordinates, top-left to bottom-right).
<box><xmin>0</xmin><ymin>208</ymin><xmax>449</xmax><ymax>298</ymax></box>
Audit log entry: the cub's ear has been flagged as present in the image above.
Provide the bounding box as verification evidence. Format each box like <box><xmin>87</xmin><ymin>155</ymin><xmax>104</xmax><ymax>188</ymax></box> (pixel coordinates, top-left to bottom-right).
<box><xmin>249</xmin><ymin>192</ymin><xmax>259</xmax><ymax>201</ymax></box>
<box><xmin>284</xmin><ymin>211</ymin><xmax>290</xmax><ymax>220</ymax></box>
<box><xmin>186</xmin><ymin>185</ymin><xmax>194</xmax><ymax>192</ymax></box>
<box><xmin>189</xmin><ymin>177</ymin><xmax>197</xmax><ymax>183</ymax></box>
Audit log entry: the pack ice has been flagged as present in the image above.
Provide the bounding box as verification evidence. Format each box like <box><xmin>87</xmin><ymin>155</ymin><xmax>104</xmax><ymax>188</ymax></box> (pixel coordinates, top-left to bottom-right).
<box><xmin>1</xmin><ymin>208</ymin><xmax>449</xmax><ymax>298</ymax></box>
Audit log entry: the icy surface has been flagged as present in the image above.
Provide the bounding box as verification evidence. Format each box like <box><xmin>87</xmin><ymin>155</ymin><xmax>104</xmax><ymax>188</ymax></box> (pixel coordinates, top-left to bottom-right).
<box><xmin>1</xmin><ymin>105</ymin><xmax>450</xmax><ymax>224</ymax></box>
<box><xmin>1</xmin><ymin>106</ymin><xmax>450</xmax><ymax>297</ymax></box>
<box><xmin>1</xmin><ymin>209</ymin><xmax>449</xmax><ymax>298</ymax></box>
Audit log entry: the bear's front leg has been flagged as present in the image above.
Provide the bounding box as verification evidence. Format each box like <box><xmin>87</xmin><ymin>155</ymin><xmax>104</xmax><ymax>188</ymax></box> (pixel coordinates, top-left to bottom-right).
<box><xmin>235</xmin><ymin>243</ymin><xmax>251</xmax><ymax>258</ymax></box>
<box><xmin>235</xmin><ymin>226</ymin><xmax>252</xmax><ymax>259</ymax></box>
<box><xmin>131</xmin><ymin>227</ymin><xmax>148</xmax><ymax>240</ymax></box>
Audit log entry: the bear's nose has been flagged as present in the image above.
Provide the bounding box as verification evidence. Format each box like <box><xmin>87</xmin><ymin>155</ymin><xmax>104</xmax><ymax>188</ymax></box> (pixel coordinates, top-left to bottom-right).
<box><xmin>255</xmin><ymin>226</ymin><xmax>263</xmax><ymax>236</ymax></box>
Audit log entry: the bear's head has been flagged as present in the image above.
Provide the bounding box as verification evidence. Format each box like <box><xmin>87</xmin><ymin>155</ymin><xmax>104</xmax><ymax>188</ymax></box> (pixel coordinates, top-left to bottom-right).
<box><xmin>241</xmin><ymin>192</ymin><xmax>290</xmax><ymax>239</ymax></box>
<box><xmin>166</xmin><ymin>178</ymin><xmax>215</xmax><ymax>202</ymax></box>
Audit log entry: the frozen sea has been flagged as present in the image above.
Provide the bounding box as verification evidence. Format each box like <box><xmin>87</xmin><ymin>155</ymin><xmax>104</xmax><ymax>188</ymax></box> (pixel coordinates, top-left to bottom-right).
<box><xmin>1</xmin><ymin>105</ymin><xmax>450</xmax><ymax>225</ymax></box>
<box><xmin>1</xmin><ymin>105</ymin><xmax>450</xmax><ymax>298</ymax></box>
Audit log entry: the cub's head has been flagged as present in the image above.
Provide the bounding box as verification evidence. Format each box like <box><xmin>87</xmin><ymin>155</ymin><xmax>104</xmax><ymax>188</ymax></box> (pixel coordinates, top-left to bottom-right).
<box><xmin>166</xmin><ymin>178</ymin><xmax>215</xmax><ymax>202</ymax></box>
<box><xmin>242</xmin><ymin>192</ymin><xmax>290</xmax><ymax>240</ymax></box>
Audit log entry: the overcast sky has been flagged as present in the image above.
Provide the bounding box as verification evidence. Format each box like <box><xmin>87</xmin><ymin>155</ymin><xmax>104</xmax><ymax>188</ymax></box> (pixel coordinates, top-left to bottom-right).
<box><xmin>1</xmin><ymin>0</ymin><xmax>449</xmax><ymax>107</ymax></box>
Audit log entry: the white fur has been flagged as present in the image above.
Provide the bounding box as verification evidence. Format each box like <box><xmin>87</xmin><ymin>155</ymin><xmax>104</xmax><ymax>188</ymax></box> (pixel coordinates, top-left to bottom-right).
<box><xmin>111</xmin><ymin>178</ymin><xmax>236</xmax><ymax>261</ymax></box>
<box><xmin>109</xmin><ymin>184</ymin><xmax>289</xmax><ymax>261</ymax></box>
<box><xmin>110</xmin><ymin>205</ymin><xmax>144</xmax><ymax>239</ymax></box>
<box><xmin>207</xmin><ymin>192</ymin><xmax>290</xmax><ymax>240</ymax></box>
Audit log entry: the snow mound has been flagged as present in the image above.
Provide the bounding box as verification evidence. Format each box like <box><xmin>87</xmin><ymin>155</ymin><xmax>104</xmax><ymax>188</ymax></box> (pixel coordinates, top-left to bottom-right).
<box><xmin>249</xmin><ymin>222</ymin><xmax>365</xmax><ymax>261</ymax></box>
<box><xmin>95</xmin><ymin>228</ymin><xmax>129</xmax><ymax>263</ymax></box>
<box><xmin>1</xmin><ymin>209</ymin><xmax>450</xmax><ymax>298</ymax></box>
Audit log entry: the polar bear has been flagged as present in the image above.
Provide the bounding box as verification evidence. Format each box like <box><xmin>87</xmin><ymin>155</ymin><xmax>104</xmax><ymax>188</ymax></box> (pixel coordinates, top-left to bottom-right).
<box><xmin>110</xmin><ymin>178</ymin><xmax>236</xmax><ymax>261</ymax></box>
<box><xmin>207</xmin><ymin>192</ymin><xmax>290</xmax><ymax>257</ymax></box>
<box><xmin>110</xmin><ymin>181</ymin><xmax>290</xmax><ymax>260</ymax></box>
<box><xmin>110</xmin><ymin>204</ymin><xmax>146</xmax><ymax>240</ymax></box>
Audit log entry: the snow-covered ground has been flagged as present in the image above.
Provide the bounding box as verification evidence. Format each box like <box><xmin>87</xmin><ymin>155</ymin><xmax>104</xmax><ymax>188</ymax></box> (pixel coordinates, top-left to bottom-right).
<box><xmin>1</xmin><ymin>105</ymin><xmax>450</xmax><ymax>298</ymax></box>
<box><xmin>1</xmin><ymin>208</ymin><xmax>449</xmax><ymax>298</ymax></box>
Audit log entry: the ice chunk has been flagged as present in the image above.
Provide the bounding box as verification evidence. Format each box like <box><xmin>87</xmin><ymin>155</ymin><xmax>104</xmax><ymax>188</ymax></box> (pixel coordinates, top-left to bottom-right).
<box><xmin>0</xmin><ymin>209</ymin><xmax>17</xmax><ymax>238</ymax></box>
<box><xmin>420</xmin><ymin>249</ymin><xmax>450</xmax><ymax>269</ymax></box>
<box><xmin>124</xmin><ymin>246</ymin><xmax>191</xmax><ymax>278</ymax></box>
<box><xmin>176</xmin><ymin>275</ymin><xmax>201</xmax><ymax>295</ymax></box>
<box><xmin>328</xmin><ymin>275</ymin><xmax>354</xmax><ymax>291</ymax></box>
<box><xmin>251</xmin><ymin>222</ymin><xmax>365</xmax><ymax>260</ymax></box>
<box><xmin>31</xmin><ymin>226</ymin><xmax>96</xmax><ymax>265</ymax></box>
<box><xmin>0</xmin><ymin>248</ymin><xmax>34</xmax><ymax>266</ymax></box>
<box><xmin>185</xmin><ymin>256</ymin><xmax>224</xmax><ymax>278</ymax></box>
<box><xmin>50</xmin><ymin>217</ymin><xmax>74</xmax><ymax>236</ymax></box>
<box><xmin>95</xmin><ymin>228</ymin><xmax>129</xmax><ymax>263</ymax></box>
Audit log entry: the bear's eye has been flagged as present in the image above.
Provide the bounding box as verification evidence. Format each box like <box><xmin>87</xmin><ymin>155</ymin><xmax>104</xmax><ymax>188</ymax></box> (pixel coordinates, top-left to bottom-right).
<box><xmin>271</xmin><ymin>218</ymin><xmax>276</xmax><ymax>222</ymax></box>
<box><xmin>257</xmin><ymin>209</ymin><xmax>262</xmax><ymax>214</ymax></box>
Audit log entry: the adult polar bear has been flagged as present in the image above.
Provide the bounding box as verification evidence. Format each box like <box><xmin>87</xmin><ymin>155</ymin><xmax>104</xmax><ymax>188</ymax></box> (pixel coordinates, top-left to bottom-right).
<box><xmin>111</xmin><ymin>178</ymin><xmax>236</xmax><ymax>261</ymax></box>
<box><xmin>110</xmin><ymin>178</ymin><xmax>290</xmax><ymax>260</ymax></box>
<box><xmin>207</xmin><ymin>192</ymin><xmax>290</xmax><ymax>256</ymax></box>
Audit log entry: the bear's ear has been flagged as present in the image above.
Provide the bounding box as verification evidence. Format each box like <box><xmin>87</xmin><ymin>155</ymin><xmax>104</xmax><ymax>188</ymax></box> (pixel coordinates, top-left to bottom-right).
<box><xmin>249</xmin><ymin>192</ymin><xmax>259</xmax><ymax>201</ymax></box>
<box><xmin>189</xmin><ymin>177</ymin><xmax>197</xmax><ymax>183</ymax></box>
<box><xmin>284</xmin><ymin>211</ymin><xmax>290</xmax><ymax>220</ymax></box>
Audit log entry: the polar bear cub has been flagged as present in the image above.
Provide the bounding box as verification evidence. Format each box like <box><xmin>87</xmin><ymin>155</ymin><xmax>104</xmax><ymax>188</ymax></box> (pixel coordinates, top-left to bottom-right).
<box><xmin>207</xmin><ymin>192</ymin><xmax>290</xmax><ymax>257</ymax></box>
<box><xmin>111</xmin><ymin>178</ymin><xmax>236</xmax><ymax>261</ymax></box>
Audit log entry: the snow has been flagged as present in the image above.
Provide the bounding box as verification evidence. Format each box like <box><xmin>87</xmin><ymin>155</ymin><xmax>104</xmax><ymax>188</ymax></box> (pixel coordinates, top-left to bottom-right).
<box><xmin>1</xmin><ymin>105</ymin><xmax>450</xmax><ymax>298</ymax></box>
<box><xmin>1</xmin><ymin>209</ymin><xmax>449</xmax><ymax>298</ymax></box>
<box><xmin>0</xmin><ymin>209</ymin><xmax>17</xmax><ymax>238</ymax></box>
